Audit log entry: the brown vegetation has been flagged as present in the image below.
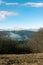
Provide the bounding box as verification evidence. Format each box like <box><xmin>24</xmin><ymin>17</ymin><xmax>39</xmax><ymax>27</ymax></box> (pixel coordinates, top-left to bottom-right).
<box><xmin>0</xmin><ymin>53</ymin><xmax>43</xmax><ymax>65</ymax></box>
<box><xmin>26</xmin><ymin>29</ymin><xmax>43</xmax><ymax>53</ymax></box>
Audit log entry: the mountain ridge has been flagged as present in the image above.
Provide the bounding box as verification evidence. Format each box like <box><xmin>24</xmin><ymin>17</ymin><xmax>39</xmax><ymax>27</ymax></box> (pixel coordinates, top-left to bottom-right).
<box><xmin>0</xmin><ymin>30</ymin><xmax>35</xmax><ymax>41</ymax></box>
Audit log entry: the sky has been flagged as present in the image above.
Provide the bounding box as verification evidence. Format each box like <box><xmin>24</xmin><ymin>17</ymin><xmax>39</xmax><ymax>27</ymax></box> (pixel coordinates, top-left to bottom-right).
<box><xmin>0</xmin><ymin>0</ymin><xmax>43</xmax><ymax>30</ymax></box>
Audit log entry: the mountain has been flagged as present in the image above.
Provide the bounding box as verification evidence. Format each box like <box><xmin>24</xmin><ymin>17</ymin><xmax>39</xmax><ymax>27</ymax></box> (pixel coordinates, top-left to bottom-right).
<box><xmin>0</xmin><ymin>28</ymin><xmax>43</xmax><ymax>54</ymax></box>
<box><xmin>0</xmin><ymin>29</ymin><xmax>35</xmax><ymax>54</ymax></box>
<box><xmin>0</xmin><ymin>30</ymin><xmax>35</xmax><ymax>41</ymax></box>
<box><xmin>12</xmin><ymin>30</ymin><xmax>35</xmax><ymax>40</ymax></box>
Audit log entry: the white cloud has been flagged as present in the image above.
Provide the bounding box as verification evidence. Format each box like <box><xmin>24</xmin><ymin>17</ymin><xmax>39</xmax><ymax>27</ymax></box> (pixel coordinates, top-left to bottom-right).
<box><xmin>0</xmin><ymin>11</ymin><xmax>19</xmax><ymax>18</ymax></box>
<box><xmin>5</xmin><ymin>2</ymin><xmax>19</xmax><ymax>5</ymax></box>
<box><xmin>0</xmin><ymin>0</ymin><xmax>43</xmax><ymax>8</ymax></box>
<box><xmin>22</xmin><ymin>2</ymin><xmax>43</xmax><ymax>7</ymax></box>
<box><xmin>0</xmin><ymin>0</ymin><xmax>19</xmax><ymax>6</ymax></box>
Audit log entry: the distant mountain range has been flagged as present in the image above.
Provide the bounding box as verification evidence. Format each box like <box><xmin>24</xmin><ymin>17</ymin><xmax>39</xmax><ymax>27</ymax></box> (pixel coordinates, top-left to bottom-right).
<box><xmin>0</xmin><ymin>30</ymin><xmax>35</xmax><ymax>41</ymax></box>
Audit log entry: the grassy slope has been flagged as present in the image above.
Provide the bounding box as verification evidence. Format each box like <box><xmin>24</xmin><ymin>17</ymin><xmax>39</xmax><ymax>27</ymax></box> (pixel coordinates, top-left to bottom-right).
<box><xmin>0</xmin><ymin>53</ymin><xmax>43</xmax><ymax>65</ymax></box>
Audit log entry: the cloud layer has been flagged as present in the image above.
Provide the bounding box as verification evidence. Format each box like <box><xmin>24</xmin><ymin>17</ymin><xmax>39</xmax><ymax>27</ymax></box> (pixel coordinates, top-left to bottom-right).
<box><xmin>5</xmin><ymin>2</ymin><xmax>19</xmax><ymax>5</ymax></box>
<box><xmin>0</xmin><ymin>0</ymin><xmax>43</xmax><ymax>8</ymax></box>
<box><xmin>0</xmin><ymin>0</ymin><xmax>19</xmax><ymax>6</ymax></box>
<box><xmin>22</xmin><ymin>2</ymin><xmax>43</xmax><ymax>7</ymax></box>
<box><xmin>0</xmin><ymin>11</ymin><xmax>19</xmax><ymax>18</ymax></box>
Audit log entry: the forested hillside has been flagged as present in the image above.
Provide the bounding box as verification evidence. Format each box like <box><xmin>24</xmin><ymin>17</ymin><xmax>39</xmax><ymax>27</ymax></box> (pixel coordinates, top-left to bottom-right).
<box><xmin>25</xmin><ymin>28</ymin><xmax>43</xmax><ymax>53</ymax></box>
<box><xmin>0</xmin><ymin>29</ymin><xmax>43</xmax><ymax>54</ymax></box>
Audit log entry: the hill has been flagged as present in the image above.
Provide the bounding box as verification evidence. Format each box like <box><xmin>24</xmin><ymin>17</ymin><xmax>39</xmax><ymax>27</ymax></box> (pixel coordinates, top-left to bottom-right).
<box><xmin>25</xmin><ymin>28</ymin><xmax>43</xmax><ymax>53</ymax></box>
<box><xmin>0</xmin><ymin>28</ymin><xmax>43</xmax><ymax>54</ymax></box>
<box><xmin>0</xmin><ymin>30</ymin><xmax>35</xmax><ymax>54</ymax></box>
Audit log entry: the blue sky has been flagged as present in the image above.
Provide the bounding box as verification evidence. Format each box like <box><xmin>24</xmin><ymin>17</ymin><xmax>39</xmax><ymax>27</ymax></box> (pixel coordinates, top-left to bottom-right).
<box><xmin>0</xmin><ymin>0</ymin><xmax>43</xmax><ymax>30</ymax></box>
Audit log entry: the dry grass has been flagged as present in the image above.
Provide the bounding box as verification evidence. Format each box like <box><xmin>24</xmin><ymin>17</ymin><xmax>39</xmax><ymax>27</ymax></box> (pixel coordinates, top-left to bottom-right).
<box><xmin>0</xmin><ymin>53</ymin><xmax>43</xmax><ymax>65</ymax></box>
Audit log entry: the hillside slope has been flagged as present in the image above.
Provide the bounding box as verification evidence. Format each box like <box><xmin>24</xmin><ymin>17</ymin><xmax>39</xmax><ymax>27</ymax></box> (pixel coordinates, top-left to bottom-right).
<box><xmin>0</xmin><ymin>29</ymin><xmax>43</xmax><ymax>53</ymax></box>
<box><xmin>26</xmin><ymin>29</ymin><xmax>43</xmax><ymax>53</ymax></box>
